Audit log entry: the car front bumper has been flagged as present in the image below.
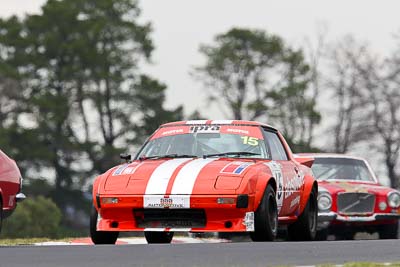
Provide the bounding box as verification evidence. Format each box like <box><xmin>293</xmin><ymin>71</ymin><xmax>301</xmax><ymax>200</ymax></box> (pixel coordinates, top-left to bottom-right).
<box><xmin>96</xmin><ymin>194</ymin><xmax>256</xmax><ymax>232</ymax></box>
<box><xmin>318</xmin><ymin>211</ymin><xmax>400</xmax><ymax>229</ymax></box>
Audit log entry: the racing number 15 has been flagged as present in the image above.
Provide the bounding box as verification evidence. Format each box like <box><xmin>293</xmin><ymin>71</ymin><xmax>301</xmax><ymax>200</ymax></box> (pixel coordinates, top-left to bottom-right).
<box><xmin>241</xmin><ymin>136</ymin><xmax>258</xmax><ymax>146</ymax></box>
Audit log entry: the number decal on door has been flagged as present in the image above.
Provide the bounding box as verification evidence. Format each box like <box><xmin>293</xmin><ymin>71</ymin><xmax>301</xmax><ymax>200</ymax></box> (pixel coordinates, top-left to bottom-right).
<box><xmin>265</xmin><ymin>161</ymin><xmax>284</xmax><ymax>214</ymax></box>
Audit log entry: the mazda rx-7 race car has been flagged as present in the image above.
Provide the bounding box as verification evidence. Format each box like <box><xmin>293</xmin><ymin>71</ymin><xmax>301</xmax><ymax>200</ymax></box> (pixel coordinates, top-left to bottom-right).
<box><xmin>302</xmin><ymin>154</ymin><xmax>400</xmax><ymax>240</ymax></box>
<box><xmin>0</xmin><ymin>149</ymin><xmax>26</xmax><ymax>233</ymax></box>
<box><xmin>90</xmin><ymin>120</ymin><xmax>318</xmax><ymax>244</ymax></box>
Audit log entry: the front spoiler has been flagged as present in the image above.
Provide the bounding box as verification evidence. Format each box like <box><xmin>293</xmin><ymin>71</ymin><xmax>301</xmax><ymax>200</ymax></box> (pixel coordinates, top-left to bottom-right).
<box><xmin>97</xmin><ymin>209</ymin><xmax>255</xmax><ymax>232</ymax></box>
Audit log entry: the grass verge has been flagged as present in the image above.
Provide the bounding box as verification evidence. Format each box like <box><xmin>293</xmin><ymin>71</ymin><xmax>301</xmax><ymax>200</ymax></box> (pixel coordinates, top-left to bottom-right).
<box><xmin>0</xmin><ymin>237</ymin><xmax>72</xmax><ymax>246</ymax></box>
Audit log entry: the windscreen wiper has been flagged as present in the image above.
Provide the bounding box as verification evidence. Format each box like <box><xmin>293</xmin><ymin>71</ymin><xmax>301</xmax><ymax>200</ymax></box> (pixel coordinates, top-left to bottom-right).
<box><xmin>202</xmin><ymin>152</ymin><xmax>260</xmax><ymax>158</ymax></box>
<box><xmin>138</xmin><ymin>154</ymin><xmax>198</xmax><ymax>161</ymax></box>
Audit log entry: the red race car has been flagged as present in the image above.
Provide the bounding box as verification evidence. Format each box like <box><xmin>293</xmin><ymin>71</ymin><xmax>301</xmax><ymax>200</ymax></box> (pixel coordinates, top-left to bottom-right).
<box><xmin>301</xmin><ymin>154</ymin><xmax>400</xmax><ymax>240</ymax></box>
<box><xmin>0</xmin><ymin>149</ymin><xmax>26</xmax><ymax>233</ymax></box>
<box><xmin>90</xmin><ymin>120</ymin><xmax>318</xmax><ymax>244</ymax></box>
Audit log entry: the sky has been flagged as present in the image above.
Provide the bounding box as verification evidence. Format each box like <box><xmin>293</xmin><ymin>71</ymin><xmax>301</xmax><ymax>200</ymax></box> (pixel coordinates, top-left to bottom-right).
<box><xmin>2</xmin><ymin>0</ymin><xmax>400</xmax><ymax>118</ymax></box>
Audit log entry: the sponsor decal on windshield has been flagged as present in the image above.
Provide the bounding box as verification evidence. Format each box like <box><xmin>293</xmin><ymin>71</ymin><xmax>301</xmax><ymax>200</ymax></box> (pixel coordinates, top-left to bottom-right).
<box><xmin>220</xmin><ymin>126</ymin><xmax>264</xmax><ymax>139</ymax></box>
<box><xmin>225</xmin><ymin>128</ymin><xmax>249</xmax><ymax>135</ymax></box>
<box><xmin>241</xmin><ymin>136</ymin><xmax>259</xmax><ymax>146</ymax></box>
<box><xmin>150</xmin><ymin>126</ymin><xmax>190</xmax><ymax>139</ymax></box>
<box><xmin>190</xmin><ymin>125</ymin><xmax>221</xmax><ymax>133</ymax></box>
<box><xmin>150</xmin><ymin>125</ymin><xmax>263</xmax><ymax>140</ymax></box>
<box><xmin>161</xmin><ymin>129</ymin><xmax>184</xmax><ymax>136</ymax></box>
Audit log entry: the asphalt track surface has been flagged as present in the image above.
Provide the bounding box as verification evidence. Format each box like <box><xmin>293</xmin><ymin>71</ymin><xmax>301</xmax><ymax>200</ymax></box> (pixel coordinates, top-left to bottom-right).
<box><xmin>1</xmin><ymin>240</ymin><xmax>400</xmax><ymax>267</ymax></box>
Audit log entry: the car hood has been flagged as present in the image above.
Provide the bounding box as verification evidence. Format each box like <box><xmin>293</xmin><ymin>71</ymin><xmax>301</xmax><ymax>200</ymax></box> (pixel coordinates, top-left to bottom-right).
<box><xmin>102</xmin><ymin>158</ymin><xmax>258</xmax><ymax>195</ymax></box>
<box><xmin>318</xmin><ymin>180</ymin><xmax>392</xmax><ymax>195</ymax></box>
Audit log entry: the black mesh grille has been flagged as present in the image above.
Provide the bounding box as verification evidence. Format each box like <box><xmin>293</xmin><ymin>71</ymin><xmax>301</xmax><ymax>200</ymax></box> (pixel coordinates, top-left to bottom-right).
<box><xmin>337</xmin><ymin>193</ymin><xmax>375</xmax><ymax>215</ymax></box>
<box><xmin>134</xmin><ymin>209</ymin><xmax>206</xmax><ymax>228</ymax></box>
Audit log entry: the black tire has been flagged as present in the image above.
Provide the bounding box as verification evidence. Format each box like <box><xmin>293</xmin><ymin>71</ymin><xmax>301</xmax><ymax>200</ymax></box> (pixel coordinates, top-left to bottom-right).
<box><xmin>288</xmin><ymin>187</ymin><xmax>317</xmax><ymax>241</ymax></box>
<box><xmin>144</xmin><ymin>232</ymin><xmax>174</xmax><ymax>244</ymax></box>
<box><xmin>315</xmin><ymin>229</ymin><xmax>328</xmax><ymax>241</ymax></box>
<box><xmin>90</xmin><ymin>206</ymin><xmax>119</xmax><ymax>245</ymax></box>
<box><xmin>250</xmin><ymin>184</ymin><xmax>278</xmax><ymax>242</ymax></box>
<box><xmin>378</xmin><ymin>223</ymin><xmax>399</xmax><ymax>239</ymax></box>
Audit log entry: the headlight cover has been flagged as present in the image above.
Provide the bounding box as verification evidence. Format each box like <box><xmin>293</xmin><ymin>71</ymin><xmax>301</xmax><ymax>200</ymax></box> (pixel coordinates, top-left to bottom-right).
<box><xmin>317</xmin><ymin>192</ymin><xmax>332</xmax><ymax>211</ymax></box>
<box><xmin>387</xmin><ymin>191</ymin><xmax>400</xmax><ymax>208</ymax></box>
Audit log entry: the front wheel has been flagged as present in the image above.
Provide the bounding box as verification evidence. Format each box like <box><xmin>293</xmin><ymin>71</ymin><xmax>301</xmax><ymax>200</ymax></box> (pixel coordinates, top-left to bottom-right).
<box><xmin>250</xmin><ymin>184</ymin><xmax>278</xmax><ymax>242</ymax></box>
<box><xmin>90</xmin><ymin>206</ymin><xmax>119</xmax><ymax>245</ymax></box>
<box><xmin>288</xmin><ymin>187</ymin><xmax>317</xmax><ymax>241</ymax></box>
<box><xmin>144</xmin><ymin>232</ymin><xmax>174</xmax><ymax>244</ymax></box>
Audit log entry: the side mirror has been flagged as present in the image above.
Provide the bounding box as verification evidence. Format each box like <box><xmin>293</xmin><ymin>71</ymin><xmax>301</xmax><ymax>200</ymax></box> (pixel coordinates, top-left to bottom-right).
<box><xmin>120</xmin><ymin>153</ymin><xmax>132</xmax><ymax>163</ymax></box>
<box><xmin>295</xmin><ymin>156</ymin><xmax>314</xmax><ymax>168</ymax></box>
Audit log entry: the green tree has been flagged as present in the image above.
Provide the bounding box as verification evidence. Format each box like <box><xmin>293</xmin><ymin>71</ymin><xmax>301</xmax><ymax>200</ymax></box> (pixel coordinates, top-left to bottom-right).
<box><xmin>194</xmin><ymin>28</ymin><xmax>320</xmax><ymax>150</ymax></box>
<box><xmin>194</xmin><ymin>28</ymin><xmax>283</xmax><ymax>121</ymax></box>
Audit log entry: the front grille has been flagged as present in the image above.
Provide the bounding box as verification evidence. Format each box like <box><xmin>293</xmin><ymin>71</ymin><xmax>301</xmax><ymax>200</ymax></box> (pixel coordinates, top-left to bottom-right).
<box><xmin>337</xmin><ymin>192</ymin><xmax>375</xmax><ymax>215</ymax></box>
<box><xmin>134</xmin><ymin>209</ymin><xmax>206</xmax><ymax>228</ymax></box>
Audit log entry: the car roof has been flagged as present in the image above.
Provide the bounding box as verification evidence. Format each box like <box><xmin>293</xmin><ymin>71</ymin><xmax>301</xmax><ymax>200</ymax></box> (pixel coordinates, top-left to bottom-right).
<box><xmin>296</xmin><ymin>153</ymin><xmax>366</xmax><ymax>161</ymax></box>
<box><xmin>161</xmin><ymin>120</ymin><xmax>277</xmax><ymax>130</ymax></box>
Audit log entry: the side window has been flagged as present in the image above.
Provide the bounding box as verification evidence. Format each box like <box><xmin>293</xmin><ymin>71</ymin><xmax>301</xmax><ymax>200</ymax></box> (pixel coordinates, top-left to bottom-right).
<box><xmin>263</xmin><ymin>130</ymin><xmax>288</xmax><ymax>161</ymax></box>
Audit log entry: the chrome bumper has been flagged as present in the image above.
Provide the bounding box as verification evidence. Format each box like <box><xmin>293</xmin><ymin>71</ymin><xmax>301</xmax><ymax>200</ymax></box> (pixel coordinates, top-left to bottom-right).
<box><xmin>318</xmin><ymin>212</ymin><xmax>400</xmax><ymax>229</ymax></box>
<box><xmin>335</xmin><ymin>213</ymin><xmax>400</xmax><ymax>222</ymax></box>
<box><xmin>318</xmin><ymin>212</ymin><xmax>337</xmax><ymax>221</ymax></box>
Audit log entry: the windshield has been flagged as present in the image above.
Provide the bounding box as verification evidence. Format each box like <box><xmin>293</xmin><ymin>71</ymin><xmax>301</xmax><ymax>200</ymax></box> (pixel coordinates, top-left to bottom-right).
<box><xmin>136</xmin><ymin>125</ymin><xmax>269</xmax><ymax>159</ymax></box>
<box><xmin>311</xmin><ymin>157</ymin><xmax>375</xmax><ymax>182</ymax></box>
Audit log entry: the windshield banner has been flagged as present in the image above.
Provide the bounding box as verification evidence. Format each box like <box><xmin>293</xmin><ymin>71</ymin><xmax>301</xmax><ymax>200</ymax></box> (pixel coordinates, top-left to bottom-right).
<box><xmin>151</xmin><ymin>125</ymin><xmax>264</xmax><ymax>140</ymax></box>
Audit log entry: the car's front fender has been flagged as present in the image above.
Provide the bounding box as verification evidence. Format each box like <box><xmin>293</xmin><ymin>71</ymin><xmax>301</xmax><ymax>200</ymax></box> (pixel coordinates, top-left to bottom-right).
<box><xmin>253</xmin><ymin>174</ymin><xmax>276</xmax><ymax>211</ymax></box>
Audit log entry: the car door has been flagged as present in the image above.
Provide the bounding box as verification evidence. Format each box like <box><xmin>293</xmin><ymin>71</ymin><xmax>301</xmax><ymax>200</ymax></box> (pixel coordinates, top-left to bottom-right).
<box><xmin>263</xmin><ymin>129</ymin><xmax>301</xmax><ymax>216</ymax></box>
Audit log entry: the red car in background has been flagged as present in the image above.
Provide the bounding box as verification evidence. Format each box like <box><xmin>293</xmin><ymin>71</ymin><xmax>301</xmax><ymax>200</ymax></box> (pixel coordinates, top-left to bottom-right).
<box><xmin>90</xmin><ymin>120</ymin><xmax>318</xmax><ymax>244</ymax></box>
<box><xmin>0</xmin><ymin>149</ymin><xmax>26</xmax><ymax>233</ymax></box>
<box><xmin>300</xmin><ymin>154</ymin><xmax>400</xmax><ymax>240</ymax></box>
